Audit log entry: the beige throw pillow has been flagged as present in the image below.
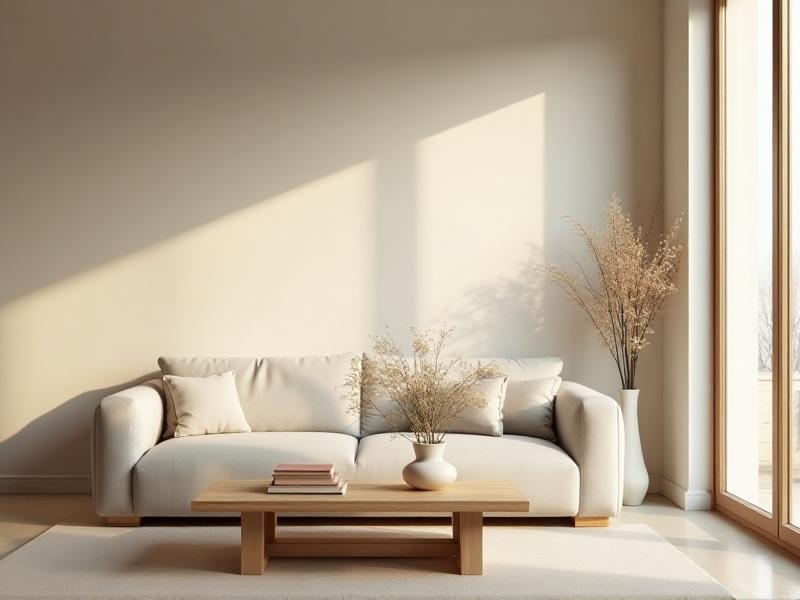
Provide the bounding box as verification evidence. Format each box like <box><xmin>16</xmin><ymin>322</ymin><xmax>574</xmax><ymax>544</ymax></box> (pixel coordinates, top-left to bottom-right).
<box><xmin>158</xmin><ymin>357</ymin><xmax>258</xmax><ymax>438</ymax></box>
<box><xmin>448</xmin><ymin>375</ymin><xmax>509</xmax><ymax>436</ymax></box>
<box><xmin>162</xmin><ymin>371</ymin><xmax>252</xmax><ymax>438</ymax></box>
<box><xmin>501</xmin><ymin>377</ymin><xmax>560</xmax><ymax>442</ymax></box>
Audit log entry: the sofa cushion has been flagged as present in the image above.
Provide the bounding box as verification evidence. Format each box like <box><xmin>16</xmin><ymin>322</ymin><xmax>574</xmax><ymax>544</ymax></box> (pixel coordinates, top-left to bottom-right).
<box><xmin>162</xmin><ymin>371</ymin><xmax>252</xmax><ymax>438</ymax></box>
<box><xmin>158</xmin><ymin>354</ymin><xmax>360</xmax><ymax>436</ymax></box>
<box><xmin>355</xmin><ymin>432</ymin><xmax>579</xmax><ymax>516</ymax></box>
<box><xmin>502</xmin><ymin>377</ymin><xmax>561</xmax><ymax>442</ymax></box>
<box><xmin>264</xmin><ymin>355</ymin><xmax>359</xmax><ymax>435</ymax></box>
<box><xmin>134</xmin><ymin>432</ymin><xmax>358</xmax><ymax>515</ymax></box>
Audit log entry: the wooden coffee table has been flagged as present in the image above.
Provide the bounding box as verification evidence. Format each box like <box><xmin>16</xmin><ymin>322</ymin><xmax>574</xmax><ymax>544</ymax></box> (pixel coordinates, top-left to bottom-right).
<box><xmin>192</xmin><ymin>479</ymin><xmax>529</xmax><ymax>576</ymax></box>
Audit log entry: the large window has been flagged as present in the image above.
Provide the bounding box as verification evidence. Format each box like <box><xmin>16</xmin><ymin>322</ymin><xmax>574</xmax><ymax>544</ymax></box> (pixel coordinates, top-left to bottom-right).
<box><xmin>717</xmin><ymin>0</ymin><xmax>800</xmax><ymax>554</ymax></box>
<box><xmin>722</xmin><ymin>0</ymin><xmax>774</xmax><ymax>513</ymax></box>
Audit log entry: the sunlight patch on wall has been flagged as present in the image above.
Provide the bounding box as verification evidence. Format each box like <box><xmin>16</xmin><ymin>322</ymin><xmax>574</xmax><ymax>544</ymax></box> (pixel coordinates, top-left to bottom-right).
<box><xmin>414</xmin><ymin>94</ymin><xmax>546</xmax><ymax>355</ymax></box>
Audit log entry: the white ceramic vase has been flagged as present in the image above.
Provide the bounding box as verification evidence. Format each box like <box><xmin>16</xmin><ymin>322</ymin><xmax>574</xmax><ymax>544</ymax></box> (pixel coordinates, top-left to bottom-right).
<box><xmin>620</xmin><ymin>389</ymin><xmax>649</xmax><ymax>506</ymax></box>
<box><xmin>402</xmin><ymin>442</ymin><xmax>457</xmax><ymax>490</ymax></box>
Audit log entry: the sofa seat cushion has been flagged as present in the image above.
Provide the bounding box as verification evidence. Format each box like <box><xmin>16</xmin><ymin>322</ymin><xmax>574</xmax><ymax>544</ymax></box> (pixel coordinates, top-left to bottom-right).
<box><xmin>354</xmin><ymin>433</ymin><xmax>579</xmax><ymax>516</ymax></box>
<box><xmin>134</xmin><ymin>432</ymin><xmax>357</xmax><ymax>516</ymax></box>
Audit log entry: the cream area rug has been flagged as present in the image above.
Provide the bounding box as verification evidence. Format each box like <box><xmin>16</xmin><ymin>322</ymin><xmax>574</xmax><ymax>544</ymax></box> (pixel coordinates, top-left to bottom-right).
<box><xmin>0</xmin><ymin>523</ymin><xmax>731</xmax><ymax>600</ymax></box>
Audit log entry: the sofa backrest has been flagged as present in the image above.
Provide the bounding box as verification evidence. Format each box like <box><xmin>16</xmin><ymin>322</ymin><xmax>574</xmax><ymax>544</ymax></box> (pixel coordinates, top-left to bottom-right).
<box><xmin>459</xmin><ymin>357</ymin><xmax>563</xmax><ymax>381</ymax></box>
<box><xmin>158</xmin><ymin>354</ymin><xmax>359</xmax><ymax>437</ymax></box>
<box><xmin>360</xmin><ymin>356</ymin><xmax>564</xmax><ymax>436</ymax></box>
<box><xmin>158</xmin><ymin>354</ymin><xmax>564</xmax><ymax>440</ymax></box>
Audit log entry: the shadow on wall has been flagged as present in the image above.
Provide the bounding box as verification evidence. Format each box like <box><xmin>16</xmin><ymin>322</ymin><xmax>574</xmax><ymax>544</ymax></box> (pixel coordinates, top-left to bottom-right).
<box><xmin>0</xmin><ymin>373</ymin><xmax>159</xmax><ymax>484</ymax></box>
<box><xmin>441</xmin><ymin>247</ymin><xmax>547</xmax><ymax>357</ymax></box>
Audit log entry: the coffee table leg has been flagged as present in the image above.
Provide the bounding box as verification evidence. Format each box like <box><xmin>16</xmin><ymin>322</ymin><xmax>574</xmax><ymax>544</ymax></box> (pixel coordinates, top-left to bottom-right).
<box><xmin>455</xmin><ymin>511</ymin><xmax>483</xmax><ymax>575</ymax></box>
<box><xmin>264</xmin><ymin>511</ymin><xmax>276</xmax><ymax>568</ymax></box>
<box><xmin>265</xmin><ymin>511</ymin><xmax>276</xmax><ymax>544</ymax></box>
<box><xmin>452</xmin><ymin>512</ymin><xmax>461</xmax><ymax>543</ymax></box>
<box><xmin>241</xmin><ymin>512</ymin><xmax>265</xmax><ymax>575</ymax></box>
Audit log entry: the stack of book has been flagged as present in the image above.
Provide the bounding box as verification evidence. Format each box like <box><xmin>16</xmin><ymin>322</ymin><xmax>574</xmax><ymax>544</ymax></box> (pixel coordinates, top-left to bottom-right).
<box><xmin>267</xmin><ymin>463</ymin><xmax>348</xmax><ymax>495</ymax></box>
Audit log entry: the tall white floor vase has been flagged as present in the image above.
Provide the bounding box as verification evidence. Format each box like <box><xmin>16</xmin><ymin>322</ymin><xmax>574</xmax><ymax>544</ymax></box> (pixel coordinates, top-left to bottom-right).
<box><xmin>620</xmin><ymin>389</ymin><xmax>649</xmax><ymax>506</ymax></box>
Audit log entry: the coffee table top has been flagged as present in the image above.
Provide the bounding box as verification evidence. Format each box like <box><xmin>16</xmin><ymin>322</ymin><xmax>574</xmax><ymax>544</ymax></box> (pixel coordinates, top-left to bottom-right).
<box><xmin>192</xmin><ymin>480</ymin><xmax>529</xmax><ymax>513</ymax></box>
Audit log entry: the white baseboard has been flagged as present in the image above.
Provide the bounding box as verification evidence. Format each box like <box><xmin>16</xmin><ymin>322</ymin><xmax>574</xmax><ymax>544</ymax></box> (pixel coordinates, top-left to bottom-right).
<box><xmin>658</xmin><ymin>476</ymin><xmax>712</xmax><ymax>510</ymax></box>
<box><xmin>0</xmin><ymin>475</ymin><xmax>91</xmax><ymax>494</ymax></box>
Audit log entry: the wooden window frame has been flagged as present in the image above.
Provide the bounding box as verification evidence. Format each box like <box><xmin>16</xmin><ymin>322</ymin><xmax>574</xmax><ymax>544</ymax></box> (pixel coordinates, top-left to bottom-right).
<box><xmin>714</xmin><ymin>0</ymin><xmax>800</xmax><ymax>556</ymax></box>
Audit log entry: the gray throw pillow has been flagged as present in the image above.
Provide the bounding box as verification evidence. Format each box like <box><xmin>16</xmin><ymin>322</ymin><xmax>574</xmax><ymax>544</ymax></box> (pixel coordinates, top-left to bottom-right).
<box><xmin>501</xmin><ymin>377</ymin><xmax>560</xmax><ymax>442</ymax></box>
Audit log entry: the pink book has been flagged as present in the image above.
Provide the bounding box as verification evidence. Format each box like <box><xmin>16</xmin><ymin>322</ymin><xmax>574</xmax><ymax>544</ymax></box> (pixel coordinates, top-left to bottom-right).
<box><xmin>274</xmin><ymin>463</ymin><xmax>334</xmax><ymax>474</ymax></box>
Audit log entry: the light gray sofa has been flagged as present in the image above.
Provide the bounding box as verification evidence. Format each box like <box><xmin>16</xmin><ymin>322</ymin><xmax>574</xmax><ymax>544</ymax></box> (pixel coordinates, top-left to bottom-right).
<box><xmin>92</xmin><ymin>355</ymin><xmax>623</xmax><ymax>525</ymax></box>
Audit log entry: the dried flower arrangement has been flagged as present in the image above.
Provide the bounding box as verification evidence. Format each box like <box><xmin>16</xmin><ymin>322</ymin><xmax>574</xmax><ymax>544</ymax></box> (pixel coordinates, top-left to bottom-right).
<box><xmin>343</xmin><ymin>324</ymin><xmax>499</xmax><ymax>444</ymax></box>
<box><xmin>540</xmin><ymin>196</ymin><xmax>685</xmax><ymax>390</ymax></box>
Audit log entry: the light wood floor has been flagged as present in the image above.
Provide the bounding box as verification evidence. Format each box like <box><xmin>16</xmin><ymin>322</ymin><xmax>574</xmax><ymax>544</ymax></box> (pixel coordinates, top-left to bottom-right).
<box><xmin>1</xmin><ymin>494</ymin><xmax>799</xmax><ymax>599</ymax></box>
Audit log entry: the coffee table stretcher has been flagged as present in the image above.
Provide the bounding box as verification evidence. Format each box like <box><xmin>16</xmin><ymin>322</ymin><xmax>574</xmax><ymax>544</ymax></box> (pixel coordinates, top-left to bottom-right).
<box><xmin>238</xmin><ymin>509</ymin><xmax>484</xmax><ymax>575</ymax></box>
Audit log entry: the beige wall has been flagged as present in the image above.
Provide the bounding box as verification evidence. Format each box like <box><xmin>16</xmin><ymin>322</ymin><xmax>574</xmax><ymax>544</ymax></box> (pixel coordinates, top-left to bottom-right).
<box><xmin>0</xmin><ymin>0</ymin><xmax>663</xmax><ymax>490</ymax></box>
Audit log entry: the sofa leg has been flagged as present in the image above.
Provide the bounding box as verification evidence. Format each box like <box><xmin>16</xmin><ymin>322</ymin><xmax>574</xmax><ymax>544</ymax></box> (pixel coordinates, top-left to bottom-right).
<box><xmin>106</xmin><ymin>516</ymin><xmax>141</xmax><ymax>527</ymax></box>
<box><xmin>572</xmin><ymin>517</ymin><xmax>609</xmax><ymax>527</ymax></box>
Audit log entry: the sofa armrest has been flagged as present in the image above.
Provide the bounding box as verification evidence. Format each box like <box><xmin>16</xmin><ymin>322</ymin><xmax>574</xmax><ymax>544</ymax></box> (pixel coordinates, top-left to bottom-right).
<box><xmin>91</xmin><ymin>379</ymin><xmax>164</xmax><ymax>517</ymax></box>
<box><xmin>554</xmin><ymin>381</ymin><xmax>624</xmax><ymax>517</ymax></box>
